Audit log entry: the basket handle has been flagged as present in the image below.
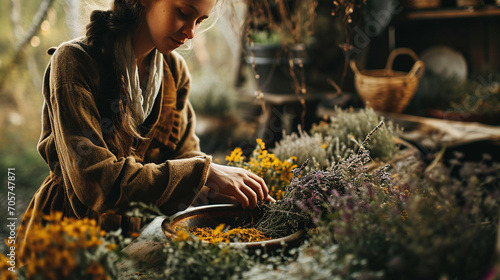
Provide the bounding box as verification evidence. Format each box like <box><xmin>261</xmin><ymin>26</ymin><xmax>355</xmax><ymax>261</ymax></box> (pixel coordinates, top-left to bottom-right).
<box><xmin>408</xmin><ymin>60</ymin><xmax>425</xmax><ymax>79</ymax></box>
<box><xmin>385</xmin><ymin>48</ymin><xmax>421</xmax><ymax>75</ymax></box>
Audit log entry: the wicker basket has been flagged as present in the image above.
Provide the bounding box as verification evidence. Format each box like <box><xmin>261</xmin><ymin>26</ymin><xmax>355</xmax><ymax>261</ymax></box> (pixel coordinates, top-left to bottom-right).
<box><xmin>350</xmin><ymin>48</ymin><xmax>425</xmax><ymax>113</ymax></box>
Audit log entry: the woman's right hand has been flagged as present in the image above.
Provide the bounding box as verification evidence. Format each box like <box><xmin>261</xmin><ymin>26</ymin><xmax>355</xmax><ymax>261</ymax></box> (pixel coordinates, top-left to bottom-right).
<box><xmin>205</xmin><ymin>163</ymin><xmax>275</xmax><ymax>209</ymax></box>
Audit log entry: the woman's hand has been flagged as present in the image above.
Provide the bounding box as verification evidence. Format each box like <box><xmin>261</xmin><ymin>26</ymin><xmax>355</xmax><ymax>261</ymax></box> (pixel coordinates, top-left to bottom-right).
<box><xmin>205</xmin><ymin>163</ymin><xmax>275</xmax><ymax>209</ymax></box>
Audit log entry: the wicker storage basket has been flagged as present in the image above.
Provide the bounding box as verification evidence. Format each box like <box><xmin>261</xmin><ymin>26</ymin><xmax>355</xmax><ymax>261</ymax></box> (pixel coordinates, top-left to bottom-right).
<box><xmin>350</xmin><ymin>48</ymin><xmax>425</xmax><ymax>113</ymax></box>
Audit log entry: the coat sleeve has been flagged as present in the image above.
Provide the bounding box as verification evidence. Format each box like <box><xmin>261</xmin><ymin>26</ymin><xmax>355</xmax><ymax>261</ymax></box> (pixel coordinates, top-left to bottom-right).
<box><xmin>48</xmin><ymin>44</ymin><xmax>211</xmax><ymax>217</ymax></box>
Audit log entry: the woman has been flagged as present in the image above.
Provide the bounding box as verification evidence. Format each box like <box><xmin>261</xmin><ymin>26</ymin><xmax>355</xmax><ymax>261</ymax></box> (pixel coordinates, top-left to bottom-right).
<box><xmin>18</xmin><ymin>0</ymin><xmax>273</xmax><ymax>259</ymax></box>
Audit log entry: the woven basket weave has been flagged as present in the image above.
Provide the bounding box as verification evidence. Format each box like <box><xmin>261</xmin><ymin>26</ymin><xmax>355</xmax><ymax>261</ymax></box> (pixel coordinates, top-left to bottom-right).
<box><xmin>350</xmin><ymin>48</ymin><xmax>425</xmax><ymax>113</ymax></box>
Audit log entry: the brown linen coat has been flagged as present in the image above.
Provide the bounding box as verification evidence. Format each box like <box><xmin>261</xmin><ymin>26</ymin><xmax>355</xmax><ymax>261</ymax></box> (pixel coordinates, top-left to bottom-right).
<box><xmin>17</xmin><ymin>38</ymin><xmax>212</xmax><ymax>256</ymax></box>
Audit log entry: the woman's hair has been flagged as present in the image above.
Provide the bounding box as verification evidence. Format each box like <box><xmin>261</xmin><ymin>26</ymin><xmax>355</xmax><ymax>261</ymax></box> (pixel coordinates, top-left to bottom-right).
<box><xmin>85</xmin><ymin>0</ymin><xmax>145</xmax><ymax>158</ymax></box>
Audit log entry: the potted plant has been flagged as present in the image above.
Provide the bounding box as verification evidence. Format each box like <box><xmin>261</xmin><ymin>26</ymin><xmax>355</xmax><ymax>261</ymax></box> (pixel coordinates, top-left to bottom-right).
<box><xmin>242</xmin><ymin>0</ymin><xmax>318</xmax><ymax>94</ymax></box>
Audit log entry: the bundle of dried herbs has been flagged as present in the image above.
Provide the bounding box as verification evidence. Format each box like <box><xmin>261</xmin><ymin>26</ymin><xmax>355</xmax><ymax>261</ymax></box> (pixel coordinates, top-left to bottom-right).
<box><xmin>272</xmin><ymin>127</ymin><xmax>333</xmax><ymax>170</ymax></box>
<box><xmin>256</xmin><ymin>122</ymin><xmax>390</xmax><ymax>238</ymax></box>
<box><xmin>273</xmin><ymin>107</ymin><xmax>402</xmax><ymax>175</ymax></box>
<box><xmin>310</xmin><ymin>107</ymin><xmax>402</xmax><ymax>161</ymax></box>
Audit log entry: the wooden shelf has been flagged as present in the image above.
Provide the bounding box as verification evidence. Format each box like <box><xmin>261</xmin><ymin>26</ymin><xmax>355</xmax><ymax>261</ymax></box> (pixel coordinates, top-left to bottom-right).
<box><xmin>394</xmin><ymin>6</ymin><xmax>500</xmax><ymax>21</ymax></box>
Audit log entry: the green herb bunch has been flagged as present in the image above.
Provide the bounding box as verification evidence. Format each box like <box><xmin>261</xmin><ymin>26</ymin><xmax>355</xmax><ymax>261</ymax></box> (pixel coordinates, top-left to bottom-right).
<box><xmin>272</xmin><ymin>127</ymin><xmax>333</xmax><ymax>170</ymax></box>
<box><xmin>310</xmin><ymin>107</ymin><xmax>402</xmax><ymax>161</ymax></box>
<box><xmin>273</xmin><ymin>107</ymin><xmax>402</xmax><ymax>173</ymax></box>
<box><xmin>159</xmin><ymin>238</ymin><xmax>253</xmax><ymax>280</ymax></box>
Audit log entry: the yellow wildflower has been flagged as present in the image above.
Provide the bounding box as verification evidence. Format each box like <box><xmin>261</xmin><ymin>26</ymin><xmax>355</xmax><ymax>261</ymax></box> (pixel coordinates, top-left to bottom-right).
<box><xmin>224</xmin><ymin>139</ymin><xmax>297</xmax><ymax>200</ymax></box>
<box><xmin>59</xmin><ymin>250</ymin><xmax>76</xmax><ymax>276</ymax></box>
<box><xmin>106</xmin><ymin>243</ymin><xmax>118</xmax><ymax>251</ymax></box>
<box><xmin>175</xmin><ymin>229</ymin><xmax>190</xmax><ymax>241</ymax></box>
<box><xmin>225</xmin><ymin>147</ymin><xmax>244</xmax><ymax>163</ymax></box>
<box><xmin>85</xmin><ymin>261</ymin><xmax>106</xmax><ymax>276</ymax></box>
<box><xmin>19</xmin><ymin>211</ymin><xmax>116</xmax><ymax>279</ymax></box>
<box><xmin>258</xmin><ymin>149</ymin><xmax>268</xmax><ymax>159</ymax></box>
<box><xmin>1</xmin><ymin>270</ymin><xmax>17</xmax><ymax>280</ymax></box>
<box><xmin>256</xmin><ymin>138</ymin><xmax>265</xmax><ymax>150</ymax></box>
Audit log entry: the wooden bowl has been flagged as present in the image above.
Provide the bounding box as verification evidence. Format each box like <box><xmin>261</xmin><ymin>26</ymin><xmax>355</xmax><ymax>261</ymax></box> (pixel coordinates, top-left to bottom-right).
<box><xmin>162</xmin><ymin>204</ymin><xmax>305</xmax><ymax>252</ymax></box>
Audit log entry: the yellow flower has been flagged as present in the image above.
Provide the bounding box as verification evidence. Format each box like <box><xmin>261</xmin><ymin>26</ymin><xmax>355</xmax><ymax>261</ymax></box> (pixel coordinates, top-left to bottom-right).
<box><xmin>0</xmin><ymin>254</ymin><xmax>16</xmax><ymax>280</ymax></box>
<box><xmin>106</xmin><ymin>243</ymin><xmax>118</xmax><ymax>251</ymax></box>
<box><xmin>42</xmin><ymin>211</ymin><xmax>63</xmax><ymax>222</ymax></box>
<box><xmin>226</xmin><ymin>147</ymin><xmax>244</xmax><ymax>165</ymax></box>
<box><xmin>223</xmin><ymin>139</ymin><xmax>298</xmax><ymax>200</ymax></box>
<box><xmin>213</xmin><ymin>223</ymin><xmax>225</xmax><ymax>236</ymax></box>
<box><xmin>57</xmin><ymin>250</ymin><xmax>76</xmax><ymax>276</ymax></box>
<box><xmin>258</xmin><ymin>150</ymin><xmax>268</xmax><ymax>159</ymax></box>
<box><xmin>19</xmin><ymin>212</ymin><xmax>116</xmax><ymax>279</ymax></box>
<box><xmin>175</xmin><ymin>230</ymin><xmax>190</xmax><ymax>241</ymax></box>
<box><xmin>0</xmin><ymin>270</ymin><xmax>16</xmax><ymax>280</ymax></box>
<box><xmin>85</xmin><ymin>261</ymin><xmax>105</xmax><ymax>276</ymax></box>
<box><xmin>256</xmin><ymin>138</ymin><xmax>265</xmax><ymax>150</ymax></box>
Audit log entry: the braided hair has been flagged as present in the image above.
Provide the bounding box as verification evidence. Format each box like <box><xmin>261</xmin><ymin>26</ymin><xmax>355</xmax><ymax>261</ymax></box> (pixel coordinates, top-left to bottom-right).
<box><xmin>85</xmin><ymin>0</ymin><xmax>145</xmax><ymax>158</ymax></box>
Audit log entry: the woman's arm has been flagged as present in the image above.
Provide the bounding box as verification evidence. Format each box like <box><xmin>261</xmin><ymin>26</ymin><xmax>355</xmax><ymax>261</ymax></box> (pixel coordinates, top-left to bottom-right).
<box><xmin>164</xmin><ymin>52</ymin><xmax>274</xmax><ymax>208</ymax></box>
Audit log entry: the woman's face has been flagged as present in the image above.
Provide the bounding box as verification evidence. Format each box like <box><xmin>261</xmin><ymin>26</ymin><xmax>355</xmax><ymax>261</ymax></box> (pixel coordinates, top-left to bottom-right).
<box><xmin>139</xmin><ymin>0</ymin><xmax>216</xmax><ymax>54</ymax></box>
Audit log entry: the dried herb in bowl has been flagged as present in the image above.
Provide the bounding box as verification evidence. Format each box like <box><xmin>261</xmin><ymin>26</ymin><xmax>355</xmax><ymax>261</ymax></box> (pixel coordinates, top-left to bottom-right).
<box><xmin>180</xmin><ymin>224</ymin><xmax>270</xmax><ymax>244</ymax></box>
